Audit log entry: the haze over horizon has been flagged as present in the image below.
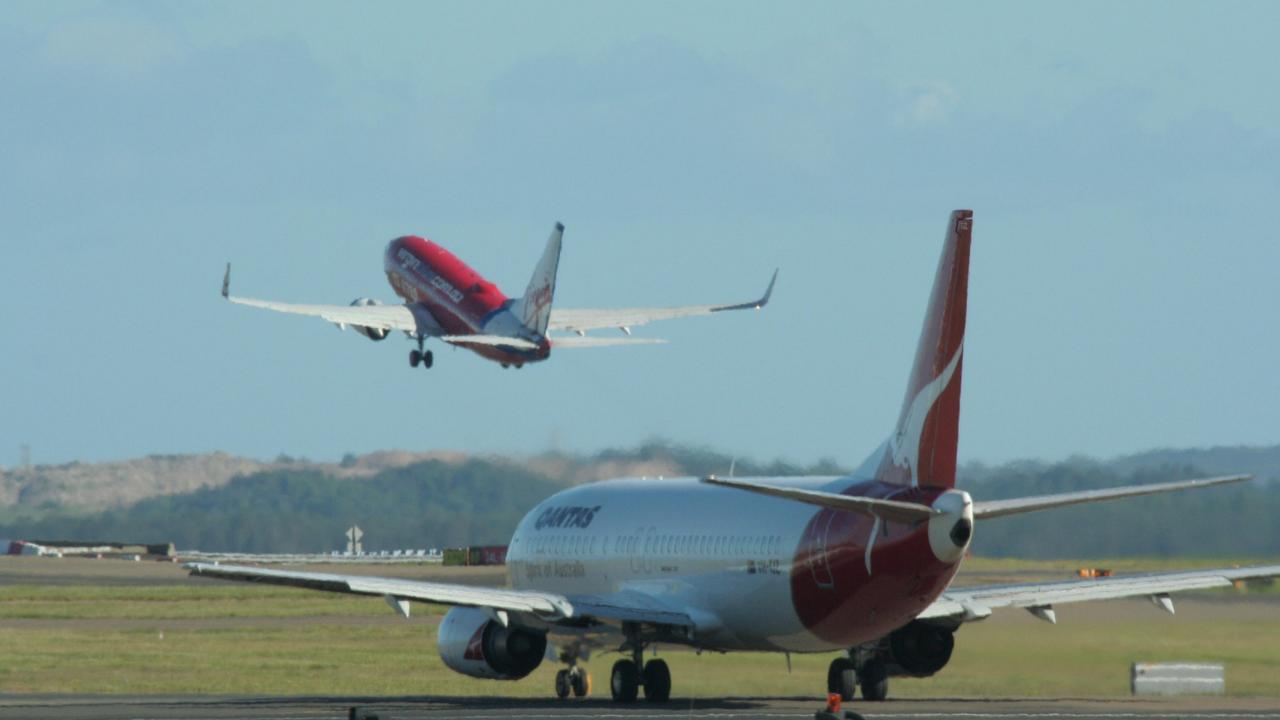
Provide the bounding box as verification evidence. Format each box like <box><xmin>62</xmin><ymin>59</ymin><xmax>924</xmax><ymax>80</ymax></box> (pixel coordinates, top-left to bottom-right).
<box><xmin>4</xmin><ymin>2</ymin><xmax>1278</xmax><ymax>469</ymax></box>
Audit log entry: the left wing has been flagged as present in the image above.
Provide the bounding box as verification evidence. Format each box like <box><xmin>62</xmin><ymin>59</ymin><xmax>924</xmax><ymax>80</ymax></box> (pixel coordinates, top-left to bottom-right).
<box><xmin>221</xmin><ymin>264</ymin><xmax>422</xmax><ymax>334</ymax></box>
<box><xmin>919</xmin><ymin>564</ymin><xmax>1280</xmax><ymax>624</ymax></box>
<box><xmin>548</xmin><ymin>269</ymin><xmax>777</xmax><ymax>335</ymax></box>
<box><xmin>186</xmin><ymin>562</ymin><xmax>690</xmax><ymax>628</ymax></box>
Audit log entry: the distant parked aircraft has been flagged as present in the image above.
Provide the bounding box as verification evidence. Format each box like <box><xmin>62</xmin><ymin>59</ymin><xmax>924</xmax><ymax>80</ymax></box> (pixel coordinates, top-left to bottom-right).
<box><xmin>222</xmin><ymin>223</ymin><xmax>776</xmax><ymax>369</ymax></box>
<box><xmin>193</xmin><ymin>210</ymin><xmax>1277</xmax><ymax>704</ymax></box>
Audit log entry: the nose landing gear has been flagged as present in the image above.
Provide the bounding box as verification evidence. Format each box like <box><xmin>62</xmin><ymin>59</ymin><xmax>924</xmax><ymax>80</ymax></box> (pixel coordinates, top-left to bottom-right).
<box><xmin>554</xmin><ymin>665</ymin><xmax>590</xmax><ymax>699</ymax></box>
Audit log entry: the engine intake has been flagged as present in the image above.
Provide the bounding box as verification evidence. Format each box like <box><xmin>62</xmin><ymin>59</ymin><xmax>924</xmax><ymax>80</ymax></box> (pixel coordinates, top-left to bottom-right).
<box><xmin>349</xmin><ymin>298</ymin><xmax>389</xmax><ymax>341</ymax></box>
<box><xmin>437</xmin><ymin>607</ymin><xmax>546</xmax><ymax>680</ymax></box>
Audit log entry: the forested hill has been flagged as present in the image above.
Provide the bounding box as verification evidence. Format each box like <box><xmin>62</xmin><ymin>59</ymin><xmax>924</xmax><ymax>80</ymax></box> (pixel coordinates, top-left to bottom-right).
<box><xmin>0</xmin><ymin>442</ymin><xmax>1276</xmax><ymax>557</ymax></box>
<box><xmin>0</xmin><ymin>460</ymin><xmax>563</xmax><ymax>554</ymax></box>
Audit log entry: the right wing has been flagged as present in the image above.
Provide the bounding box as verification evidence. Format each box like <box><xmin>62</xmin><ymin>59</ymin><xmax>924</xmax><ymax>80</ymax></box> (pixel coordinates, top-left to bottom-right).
<box><xmin>919</xmin><ymin>564</ymin><xmax>1280</xmax><ymax>624</ymax></box>
<box><xmin>221</xmin><ymin>264</ymin><xmax>421</xmax><ymax>334</ymax></box>
<box><xmin>548</xmin><ymin>269</ymin><xmax>777</xmax><ymax>335</ymax></box>
<box><xmin>186</xmin><ymin>562</ymin><xmax>690</xmax><ymax>628</ymax></box>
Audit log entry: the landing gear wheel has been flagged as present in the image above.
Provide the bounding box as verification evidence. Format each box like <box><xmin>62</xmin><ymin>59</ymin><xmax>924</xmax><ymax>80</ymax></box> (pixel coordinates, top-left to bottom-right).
<box><xmin>422</xmin><ymin>350</ymin><xmax>434</xmax><ymax>368</ymax></box>
<box><xmin>827</xmin><ymin>657</ymin><xmax>857</xmax><ymax>702</ymax></box>
<box><xmin>859</xmin><ymin>660</ymin><xmax>889</xmax><ymax>702</ymax></box>
<box><xmin>609</xmin><ymin>659</ymin><xmax>639</xmax><ymax>703</ymax></box>
<box><xmin>570</xmin><ymin>668</ymin><xmax>590</xmax><ymax>697</ymax></box>
<box><xmin>554</xmin><ymin>669</ymin><xmax>570</xmax><ymax>699</ymax></box>
<box><xmin>409</xmin><ymin>349</ymin><xmax>421</xmax><ymax>367</ymax></box>
<box><xmin>642</xmin><ymin>659</ymin><xmax>671</xmax><ymax>702</ymax></box>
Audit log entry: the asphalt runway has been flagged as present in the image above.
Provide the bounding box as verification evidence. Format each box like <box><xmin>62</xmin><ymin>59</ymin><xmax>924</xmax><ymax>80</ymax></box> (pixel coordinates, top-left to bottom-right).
<box><xmin>1</xmin><ymin>695</ymin><xmax>1277</xmax><ymax>720</ymax></box>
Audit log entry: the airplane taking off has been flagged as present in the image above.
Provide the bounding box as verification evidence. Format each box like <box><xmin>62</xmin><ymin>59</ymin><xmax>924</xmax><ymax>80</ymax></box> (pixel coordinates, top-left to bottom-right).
<box><xmin>221</xmin><ymin>223</ymin><xmax>777</xmax><ymax>369</ymax></box>
<box><xmin>191</xmin><ymin>210</ymin><xmax>1279</xmax><ymax>703</ymax></box>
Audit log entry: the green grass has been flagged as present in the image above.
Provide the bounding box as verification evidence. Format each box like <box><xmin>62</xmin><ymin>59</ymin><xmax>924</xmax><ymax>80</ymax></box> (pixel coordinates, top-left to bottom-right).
<box><xmin>0</xmin><ymin>584</ymin><xmax>449</xmax><ymax>620</ymax></box>
<box><xmin>0</xmin><ymin>558</ymin><xmax>1276</xmax><ymax>697</ymax></box>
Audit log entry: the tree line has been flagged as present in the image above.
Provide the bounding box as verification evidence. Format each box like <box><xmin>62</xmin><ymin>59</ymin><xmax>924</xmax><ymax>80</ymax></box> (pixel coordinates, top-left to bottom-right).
<box><xmin>0</xmin><ymin>444</ymin><xmax>1275</xmax><ymax>557</ymax></box>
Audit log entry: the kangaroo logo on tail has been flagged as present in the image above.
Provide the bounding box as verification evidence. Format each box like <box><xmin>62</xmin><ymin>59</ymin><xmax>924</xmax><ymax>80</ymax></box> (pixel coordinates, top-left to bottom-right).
<box><xmin>516</xmin><ymin>223</ymin><xmax>564</xmax><ymax>335</ymax></box>
<box><xmin>877</xmin><ymin>210</ymin><xmax>972</xmax><ymax>489</ymax></box>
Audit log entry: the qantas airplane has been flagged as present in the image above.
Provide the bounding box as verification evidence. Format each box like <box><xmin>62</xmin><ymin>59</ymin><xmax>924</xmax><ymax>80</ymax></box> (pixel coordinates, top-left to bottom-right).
<box><xmin>191</xmin><ymin>210</ymin><xmax>1278</xmax><ymax>704</ymax></box>
<box><xmin>221</xmin><ymin>223</ymin><xmax>777</xmax><ymax>369</ymax></box>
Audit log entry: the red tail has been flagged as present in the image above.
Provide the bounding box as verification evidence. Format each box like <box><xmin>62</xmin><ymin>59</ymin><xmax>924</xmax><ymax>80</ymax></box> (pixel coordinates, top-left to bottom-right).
<box><xmin>877</xmin><ymin>210</ymin><xmax>971</xmax><ymax>488</ymax></box>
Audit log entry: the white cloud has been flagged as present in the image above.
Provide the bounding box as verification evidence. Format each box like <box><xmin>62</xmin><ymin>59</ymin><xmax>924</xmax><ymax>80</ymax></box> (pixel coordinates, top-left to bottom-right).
<box><xmin>901</xmin><ymin>83</ymin><xmax>959</xmax><ymax>126</ymax></box>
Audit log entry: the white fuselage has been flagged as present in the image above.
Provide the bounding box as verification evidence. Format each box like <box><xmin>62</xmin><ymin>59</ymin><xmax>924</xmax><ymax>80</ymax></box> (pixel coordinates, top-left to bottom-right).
<box><xmin>506</xmin><ymin>474</ymin><xmax>840</xmax><ymax>652</ymax></box>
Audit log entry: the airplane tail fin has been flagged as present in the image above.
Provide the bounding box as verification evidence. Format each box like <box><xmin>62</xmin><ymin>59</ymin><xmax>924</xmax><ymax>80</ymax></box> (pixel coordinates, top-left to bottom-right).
<box><xmin>514</xmin><ymin>223</ymin><xmax>563</xmax><ymax>335</ymax></box>
<box><xmin>876</xmin><ymin>210</ymin><xmax>972</xmax><ymax>489</ymax></box>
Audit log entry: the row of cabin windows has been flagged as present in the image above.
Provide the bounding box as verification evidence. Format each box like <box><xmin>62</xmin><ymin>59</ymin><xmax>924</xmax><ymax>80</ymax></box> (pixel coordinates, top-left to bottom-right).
<box><xmin>527</xmin><ymin>533</ymin><xmax>784</xmax><ymax>559</ymax></box>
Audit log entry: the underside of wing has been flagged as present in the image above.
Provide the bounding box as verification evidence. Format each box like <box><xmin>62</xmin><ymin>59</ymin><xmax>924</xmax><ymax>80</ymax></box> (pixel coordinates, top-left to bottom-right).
<box><xmin>548</xmin><ymin>269</ymin><xmax>777</xmax><ymax>334</ymax></box>
<box><xmin>229</xmin><ymin>296</ymin><xmax>420</xmax><ymax>332</ymax></box>
<box><xmin>918</xmin><ymin>564</ymin><xmax>1280</xmax><ymax>624</ymax></box>
<box><xmin>222</xmin><ymin>264</ymin><xmax>419</xmax><ymax>333</ymax></box>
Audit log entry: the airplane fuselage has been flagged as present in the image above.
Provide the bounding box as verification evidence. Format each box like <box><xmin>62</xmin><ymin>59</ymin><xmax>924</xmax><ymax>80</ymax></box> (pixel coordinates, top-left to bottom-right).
<box><xmin>383</xmin><ymin>236</ymin><xmax>551</xmax><ymax>365</ymax></box>
<box><xmin>505</xmin><ymin>450</ymin><xmax>967</xmax><ymax>654</ymax></box>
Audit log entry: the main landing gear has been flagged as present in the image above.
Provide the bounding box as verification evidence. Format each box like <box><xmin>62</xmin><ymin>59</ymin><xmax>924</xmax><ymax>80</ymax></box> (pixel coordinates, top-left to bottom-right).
<box><xmin>827</xmin><ymin>656</ymin><xmax>889</xmax><ymax>702</ymax></box>
<box><xmin>609</xmin><ymin>645</ymin><xmax>670</xmax><ymax>703</ymax></box>
<box><xmin>409</xmin><ymin>335</ymin><xmax>434</xmax><ymax>369</ymax></box>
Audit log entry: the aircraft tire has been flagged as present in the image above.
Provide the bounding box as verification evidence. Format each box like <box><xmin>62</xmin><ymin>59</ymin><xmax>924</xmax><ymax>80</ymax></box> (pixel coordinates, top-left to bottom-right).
<box><xmin>610</xmin><ymin>659</ymin><xmax>639</xmax><ymax>703</ymax></box>
<box><xmin>554</xmin><ymin>669</ymin><xmax>570</xmax><ymax>699</ymax></box>
<box><xmin>642</xmin><ymin>659</ymin><xmax>671</xmax><ymax>702</ymax></box>
<box><xmin>571</xmin><ymin>668</ymin><xmax>590</xmax><ymax>697</ymax></box>
<box><xmin>423</xmin><ymin>350</ymin><xmax>434</xmax><ymax>368</ymax></box>
<box><xmin>860</xmin><ymin>661</ymin><xmax>888</xmax><ymax>701</ymax></box>
<box><xmin>409</xmin><ymin>350</ymin><xmax>421</xmax><ymax>367</ymax></box>
<box><xmin>827</xmin><ymin>657</ymin><xmax>857</xmax><ymax>702</ymax></box>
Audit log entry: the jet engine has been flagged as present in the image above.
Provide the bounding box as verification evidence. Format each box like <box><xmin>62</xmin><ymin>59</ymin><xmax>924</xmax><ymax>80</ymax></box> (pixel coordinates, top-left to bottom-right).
<box><xmin>882</xmin><ymin>621</ymin><xmax>955</xmax><ymax>677</ymax></box>
<box><xmin>436</xmin><ymin>607</ymin><xmax>547</xmax><ymax>680</ymax></box>
<box><xmin>349</xmin><ymin>298</ymin><xmax>389</xmax><ymax>341</ymax></box>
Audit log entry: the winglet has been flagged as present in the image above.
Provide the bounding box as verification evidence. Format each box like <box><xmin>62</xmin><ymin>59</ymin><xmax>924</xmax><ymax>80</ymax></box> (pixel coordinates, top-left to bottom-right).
<box><xmin>711</xmin><ymin>268</ymin><xmax>780</xmax><ymax>313</ymax></box>
<box><xmin>757</xmin><ymin>268</ymin><xmax>779</xmax><ymax>309</ymax></box>
<box><xmin>221</xmin><ymin>263</ymin><xmax>231</xmax><ymax>299</ymax></box>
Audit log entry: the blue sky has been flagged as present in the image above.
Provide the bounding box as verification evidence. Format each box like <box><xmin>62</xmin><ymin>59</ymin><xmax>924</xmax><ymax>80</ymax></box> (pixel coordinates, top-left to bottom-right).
<box><xmin>2</xmin><ymin>2</ymin><xmax>1278</xmax><ymax>468</ymax></box>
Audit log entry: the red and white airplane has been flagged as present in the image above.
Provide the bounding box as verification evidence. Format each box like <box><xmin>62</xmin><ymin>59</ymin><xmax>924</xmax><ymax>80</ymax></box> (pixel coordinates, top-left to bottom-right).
<box><xmin>221</xmin><ymin>223</ymin><xmax>776</xmax><ymax>369</ymax></box>
<box><xmin>192</xmin><ymin>210</ymin><xmax>1278</xmax><ymax>703</ymax></box>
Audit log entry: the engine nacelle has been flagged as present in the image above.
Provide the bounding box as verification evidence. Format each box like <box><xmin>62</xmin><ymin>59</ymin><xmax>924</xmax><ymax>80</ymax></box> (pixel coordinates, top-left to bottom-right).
<box><xmin>349</xmin><ymin>298</ymin><xmax>389</xmax><ymax>341</ymax></box>
<box><xmin>437</xmin><ymin>607</ymin><xmax>546</xmax><ymax>680</ymax></box>
<box><xmin>883</xmin><ymin>621</ymin><xmax>955</xmax><ymax>677</ymax></box>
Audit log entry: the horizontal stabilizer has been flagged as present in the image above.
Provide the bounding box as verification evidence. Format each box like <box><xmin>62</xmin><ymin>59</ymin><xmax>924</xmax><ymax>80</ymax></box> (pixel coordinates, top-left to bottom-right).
<box><xmin>441</xmin><ymin>335</ymin><xmax>540</xmax><ymax>350</ymax></box>
<box><xmin>972</xmin><ymin>474</ymin><xmax>1251</xmax><ymax>519</ymax></box>
<box><xmin>550</xmin><ymin>336</ymin><xmax>668</xmax><ymax>348</ymax></box>
<box><xmin>701</xmin><ymin>476</ymin><xmax>938</xmax><ymax>524</ymax></box>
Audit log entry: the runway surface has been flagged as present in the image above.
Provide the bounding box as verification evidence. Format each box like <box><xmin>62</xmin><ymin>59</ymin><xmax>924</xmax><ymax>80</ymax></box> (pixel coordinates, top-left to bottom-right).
<box><xmin>1</xmin><ymin>695</ymin><xmax>1277</xmax><ymax>720</ymax></box>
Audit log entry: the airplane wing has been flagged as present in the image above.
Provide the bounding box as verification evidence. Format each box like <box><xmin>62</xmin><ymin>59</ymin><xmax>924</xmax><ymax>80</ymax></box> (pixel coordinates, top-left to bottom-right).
<box><xmin>548</xmin><ymin>270</ymin><xmax>777</xmax><ymax>335</ymax></box>
<box><xmin>918</xmin><ymin>564</ymin><xmax>1280</xmax><ymax>625</ymax></box>
<box><xmin>185</xmin><ymin>562</ymin><xmax>691</xmax><ymax>628</ymax></box>
<box><xmin>222</xmin><ymin>264</ymin><xmax>421</xmax><ymax>333</ymax></box>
